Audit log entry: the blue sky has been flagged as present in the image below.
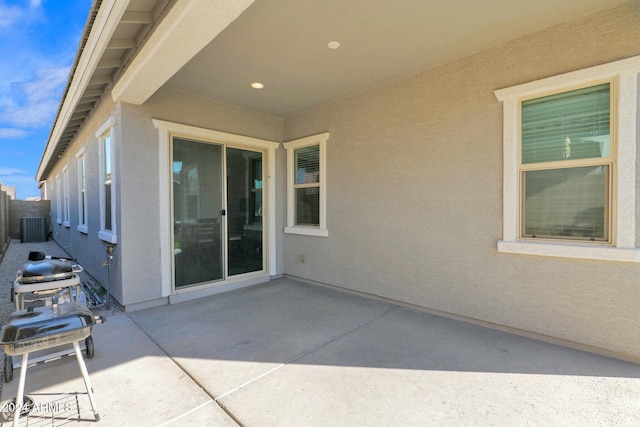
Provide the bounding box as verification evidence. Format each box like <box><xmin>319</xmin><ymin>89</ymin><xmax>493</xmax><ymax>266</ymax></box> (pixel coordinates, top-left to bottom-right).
<box><xmin>0</xmin><ymin>0</ymin><xmax>92</xmax><ymax>200</ymax></box>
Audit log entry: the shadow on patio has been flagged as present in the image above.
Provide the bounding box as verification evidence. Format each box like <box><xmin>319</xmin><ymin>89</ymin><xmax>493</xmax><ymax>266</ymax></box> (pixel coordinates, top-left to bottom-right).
<box><xmin>128</xmin><ymin>278</ymin><xmax>640</xmax><ymax>426</ymax></box>
<box><xmin>1</xmin><ymin>274</ymin><xmax>639</xmax><ymax>425</ymax></box>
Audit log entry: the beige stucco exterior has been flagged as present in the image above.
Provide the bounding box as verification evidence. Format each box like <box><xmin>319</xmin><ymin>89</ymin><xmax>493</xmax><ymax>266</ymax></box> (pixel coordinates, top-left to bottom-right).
<box><xmin>281</xmin><ymin>3</ymin><xmax>640</xmax><ymax>361</ymax></box>
<box><xmin>39</xmin><ymin>1</ymin><xmax>640</xmax><ymax>362</ymax></box>
<box><xmin>118</xmin><ymin>87</ymin><xmax>284</xmax><ymax>307</ymax></box>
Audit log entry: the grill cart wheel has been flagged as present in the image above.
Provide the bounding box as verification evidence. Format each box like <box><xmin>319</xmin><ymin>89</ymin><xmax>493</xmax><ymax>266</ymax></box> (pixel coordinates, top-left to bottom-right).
<box><xmin>85</xmin><ymin>336</ymin><xmax>94</xmax><ymax>359</ymax></box>
<box><xmin>4</xmin><ymin>355</ymin><xmax>12</xmax><ymax>382</ymax></box>
<box><xmin>9</xmin><ymin>287</ymin><xmax>13</xmax><ymax>303</ymax></box>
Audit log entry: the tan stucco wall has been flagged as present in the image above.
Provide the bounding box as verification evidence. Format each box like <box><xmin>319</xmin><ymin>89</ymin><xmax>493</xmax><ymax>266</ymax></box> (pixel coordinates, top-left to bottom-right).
<box><xmin>281</xmin><ymin>2</ymin><xmax>640</xmax><ymax>360</ymax></box>
<box><xmin>118</xmin><ymin>86</ymin><xmax>284</xmax><ymax>306</ymax></box>
<box><xmin>41</xmin><ymin>84</ymin><xmax>285</xmax><ymax>308</ymax></box>
<box><xmin>37</xmin><ymin>1</ymin><xmax>640</xmax><ymax>357</ymax></box>
<box><xmin>42</xmin><ymin>95</ymin><xmax>125</xmax><ymax>303</ymax></box>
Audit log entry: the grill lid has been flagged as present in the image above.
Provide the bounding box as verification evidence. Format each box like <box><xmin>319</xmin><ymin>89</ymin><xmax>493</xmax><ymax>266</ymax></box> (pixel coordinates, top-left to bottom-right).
<box><xmin>19</xmin><ymin>260</ymin><xmax>74</xmax><ymax>284</ymax></box>
<box><xmin>0</xmin><ymin>303</ymin><xmax>95</xmax><ymax>344</ymax></box>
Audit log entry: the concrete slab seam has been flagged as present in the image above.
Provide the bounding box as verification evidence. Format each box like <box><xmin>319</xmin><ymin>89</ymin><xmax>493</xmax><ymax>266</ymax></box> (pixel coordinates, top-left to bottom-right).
<box><xmin>125</xmin><ymin>312</ymin><xmax>238</xmax><ymax>423</ymax></box>
<box><xmin>158</xmin><ymin>400</ymin><xmax>216</xmax><ymax>426</ymax></box>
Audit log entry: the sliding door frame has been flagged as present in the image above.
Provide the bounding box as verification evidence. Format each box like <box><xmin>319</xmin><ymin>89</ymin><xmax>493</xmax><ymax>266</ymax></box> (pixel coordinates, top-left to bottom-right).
<box><xmin>153</xmin><ymin>119</ymin><xmax>279</xmax><ymax>299</ymax></box>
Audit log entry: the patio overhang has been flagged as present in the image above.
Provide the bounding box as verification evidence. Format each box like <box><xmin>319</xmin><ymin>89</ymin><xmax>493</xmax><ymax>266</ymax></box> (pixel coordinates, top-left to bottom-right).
<box><xmin>111</xmin><ymin>0</ymin><xmax>255</xmax><ymax>105</ymax></box>
<box><xmin>36</xmin><ymin>0</ymin><xmax>628</xmax><ymax>180</ymax></box>
<box><xmin>36</xmin><ymin>0</ymin><xmax>152</xmax><ymax>181</ymax></box>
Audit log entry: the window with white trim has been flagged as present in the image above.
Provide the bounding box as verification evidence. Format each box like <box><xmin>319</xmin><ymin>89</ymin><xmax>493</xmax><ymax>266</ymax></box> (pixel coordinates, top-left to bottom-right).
<box><xmin>522</xmin><ymin>82</ymin><xmax>612</xmax><ymax>241</ymax></box>
<box><xmin>283</xmin><ymin>132</ymin><xmax>329</xmax><ymax>237</ymax></box>
<box><xmin>96</xmin><ymin>117</ymin><xmax>117</xmax><ymax>244</ymax></box>
<box><xmin>62</xmin><ymin>166</ymin><xmax>70</xmax><ymax>227</ymax></box>
<box><xmin>495</xmin><ymin>56</ymin><xmax>640</xmax><ymax>262</ymax></box>
<box><xmin>76</xmin><ymin>147</ymin><xmax>88</xmax><ymax>233</ymax></box>
<box><xmin>55</xmin><ymin>174</ymin><xmax>61</xmax><ymax>224</ymax></box>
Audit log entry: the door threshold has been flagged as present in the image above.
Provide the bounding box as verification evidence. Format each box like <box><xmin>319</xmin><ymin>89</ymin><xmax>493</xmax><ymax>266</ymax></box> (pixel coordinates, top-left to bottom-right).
<box><xmin>169</xmin><ymin>273</ymin><xmax>270</xmax><ymax>304</ymax></box>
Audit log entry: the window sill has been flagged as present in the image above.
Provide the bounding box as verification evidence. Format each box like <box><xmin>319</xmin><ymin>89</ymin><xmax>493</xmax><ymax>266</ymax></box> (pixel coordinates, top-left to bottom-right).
<box><xmin>498</xmin><ymin>240</ymin><xmax>640</xmax><ymax>263</ymax></box>
<box><xmin>77</xmin><ymin>225</ymin><xmax>88</xmax><ymax>234</ymax></box>
<box><xmin>285</xmin><ymin>226</ymin><xmax>328</xmax><ymax>237</ymax></box>
<box><xmin>98</xmin><ymin>230</ymin><xmax>117</xmax><ymax>244</ymax></box>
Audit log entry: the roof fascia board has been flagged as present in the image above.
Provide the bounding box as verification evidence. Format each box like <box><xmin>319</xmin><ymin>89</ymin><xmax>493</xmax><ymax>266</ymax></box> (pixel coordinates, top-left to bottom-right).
<box><xmin>111</xmin><ymin>0</ymin><xmax>255</xmax><ymax>105</ymax></box>
<box><xmin>37</xmin><ymin>0</ymin><xmax>130</xmax><ymax>181</ymax></box>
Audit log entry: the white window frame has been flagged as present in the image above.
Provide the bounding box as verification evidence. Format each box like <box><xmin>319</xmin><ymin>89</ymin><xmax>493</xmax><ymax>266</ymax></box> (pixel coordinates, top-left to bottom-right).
<box><xmin>62</xmin><ymin>166</ymin><xmax>70</xmax><ymax>227</ymax></box>
<box><xmin>76</xmin><ymin>147</ymin><xmax>88</xmax><ymax>234</ymax></box>
<box><xmin>283</xmin><ymin>132</ymin><xmax>329</xmax><ymax>237</ymax></box>
<box><xmin>494</xmin><ymin>55</ymin><xmax>640</xmax><ymax>262</ymax></box>
<box><xmin>96</xmin><ymin>116</ymin><xmax>117</xmax><ymax>244</ymax></box>
<box><xmin>55</xmin><ymin>174</ymin><xmax>61</xmax><ymax>224</ymax></box>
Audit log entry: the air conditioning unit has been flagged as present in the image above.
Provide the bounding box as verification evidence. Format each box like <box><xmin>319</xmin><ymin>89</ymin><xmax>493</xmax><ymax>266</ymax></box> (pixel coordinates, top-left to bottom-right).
<box><xmin>20</xmin><ymin>217</ymin><xmax>47</xmax><ymax>243</ymax></box>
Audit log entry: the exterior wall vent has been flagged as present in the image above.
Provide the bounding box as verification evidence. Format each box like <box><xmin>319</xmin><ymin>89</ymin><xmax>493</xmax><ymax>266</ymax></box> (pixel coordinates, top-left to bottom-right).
<box><xmin>20</xmin><ymin>217</ymin><xmax>47</xmax><ymax>243</ymax></box>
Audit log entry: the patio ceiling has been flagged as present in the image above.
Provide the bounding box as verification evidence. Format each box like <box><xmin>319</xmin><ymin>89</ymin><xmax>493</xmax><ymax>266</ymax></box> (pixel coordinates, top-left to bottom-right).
<box><xmin>38</xmin><ymin>0</ymin><xmax>627</xmax><ymax>181</ymax></box>
<box><xmin>166</xmin><ymin>0</ymin><xmax>628</xmax><ymax>116</ymax></box>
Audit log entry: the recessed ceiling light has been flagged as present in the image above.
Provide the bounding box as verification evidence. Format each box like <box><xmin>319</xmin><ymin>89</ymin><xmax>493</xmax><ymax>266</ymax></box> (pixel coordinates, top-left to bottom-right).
<box><xmin>251</xmin><ymin>82</ymin><xmax>264</xmax><ymax>89</ymax></box>
<box><xmin>328</xmin><ymin>41</ymin><xmax>340</xmax><ymax>49</ymax></box>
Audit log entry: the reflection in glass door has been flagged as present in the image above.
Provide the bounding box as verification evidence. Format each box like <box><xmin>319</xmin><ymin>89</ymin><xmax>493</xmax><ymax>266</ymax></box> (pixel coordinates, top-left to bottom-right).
<box><xmin>226</xmin><ymin>148</ymin><xmax>263</xmax><ymax>276</ymax></box>
<box><xmin>172</xmin><ymin>138</ymin><xmax>224</xmax><ymax>288</ymax></box>
<box><xmin>172</xmin><ymin>140</ymin><xmax>264</xmax><ymax>288</ymax></box>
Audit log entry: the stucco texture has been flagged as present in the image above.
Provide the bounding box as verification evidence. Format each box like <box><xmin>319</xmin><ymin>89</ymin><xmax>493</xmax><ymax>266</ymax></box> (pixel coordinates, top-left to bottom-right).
<box><xmin>281</xmin><ymin>2</ymin><xmax>640</xmax><ymax>360</ymax></box>
<box><xmin>118</xmin><ymin>86</ymin><xmax>284</xmax><ymax>306</ymax></box>
<box><xmin>42</xmin><ymin>1</ymin><xmax>640</xmax><ymax>360</ymax></box>
<box><xmin>44</xmin><ymin>96</ymin><xmax>124</xmax><ymax>303</ymax></box>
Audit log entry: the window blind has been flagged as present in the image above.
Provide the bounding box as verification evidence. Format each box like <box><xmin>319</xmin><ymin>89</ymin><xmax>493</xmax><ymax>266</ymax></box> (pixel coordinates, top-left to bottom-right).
<box><xmin>295</xmin><ymin>145</ymin><xmax>319</xmax><ymax>184</ymax></box>
<box><xmin>294</xmin><ymin>145</ymin><xmax>320</xmax><ymax>225</ymax></box>
<box><xmin>520</xmin><ymin>82</ymin><xmax>611</xmax><ymax>241</ymax></box>
<box><xmin>522</xmin><ymin>83</ymin><xmax>610</xmax><ymax>164</ymax></box>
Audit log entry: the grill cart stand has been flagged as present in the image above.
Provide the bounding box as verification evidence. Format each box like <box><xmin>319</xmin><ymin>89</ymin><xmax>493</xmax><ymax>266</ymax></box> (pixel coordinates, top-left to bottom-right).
<box><xmin>1</xmin><ymin>304</ymin><xmax>103</xmax><ymax>425</ymax></box>
<box><xmin>6</xmin><ymin>258</ymin><xmax>94</xmax><ymax>382</ymax></box>
<box><xmin>12</xmin><ymin>341</ymin><xmax>100</xmax><ymax>426</ymax></box>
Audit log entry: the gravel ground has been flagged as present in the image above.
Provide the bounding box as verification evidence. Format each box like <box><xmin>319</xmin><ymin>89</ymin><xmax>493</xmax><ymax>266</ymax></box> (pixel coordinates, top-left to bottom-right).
<box><xmin>0</xmin><ymin>239</ymin><xmax>123</xmax><ymax>397</ymax></box>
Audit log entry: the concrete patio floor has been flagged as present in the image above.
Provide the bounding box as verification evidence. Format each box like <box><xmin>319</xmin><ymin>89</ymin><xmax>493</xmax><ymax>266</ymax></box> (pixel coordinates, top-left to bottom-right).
<box><xmin>2</xmin><ymin>277</ymin><xmax>639</xmax><ymax>426</ymax></box>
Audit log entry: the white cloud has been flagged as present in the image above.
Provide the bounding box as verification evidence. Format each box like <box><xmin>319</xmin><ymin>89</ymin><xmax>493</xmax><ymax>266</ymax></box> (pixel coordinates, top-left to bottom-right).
<box><xmin>0</xmin><ymin>128</ymin><xmax>27</xmax><ymax>139</ymax></box>
<box><xmin>0</xmin><ymin>4</ymin><xmax>21</xmax><ymax>30</ymax></box>
<box><xmin>0</xmin><ymin>0</ymin><xmax>85</xmax><ymax>200</ymax></box>
<box><xmin>0</xmin><ymin>166</ymin><xmax>29</xmax><ymax>176</ymax></box>
<box><xmin>0</xmin><ymin>1</ymin><xmax>74</xmax><ymax>130</ymax></box>
<box><xmin>0</xmin><ymin>66</ymin><xmax>69</xmax><ymax>127</ymax></box>
<box><xmin>0</xmin><ymin>1</ymin><xmax>41</xmax><ymax>31</ymax></box>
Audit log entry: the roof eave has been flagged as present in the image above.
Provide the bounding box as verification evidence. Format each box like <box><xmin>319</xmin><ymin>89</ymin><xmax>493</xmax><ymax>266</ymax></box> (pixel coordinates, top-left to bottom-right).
<box><xmin>36</xmin><ymin>0</ymin><xmax>130</xmax><ymax>182</ymax></box>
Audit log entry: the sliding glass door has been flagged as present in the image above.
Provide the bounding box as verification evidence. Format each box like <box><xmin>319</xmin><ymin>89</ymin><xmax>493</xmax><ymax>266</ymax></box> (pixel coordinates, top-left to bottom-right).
<box><xmin>173</xmin><ymin>139</ymin><xmax>224</xmax><ymax>288</ymax></box>
<box><xmin>172</xmin><ymin>139</ymin><xmax>263</xmax><ymax>288</ymax></box>
<box><xmin>226</xmin><ymin>147</ymin><xmax>263</xmax><ymax>276</ymax></box>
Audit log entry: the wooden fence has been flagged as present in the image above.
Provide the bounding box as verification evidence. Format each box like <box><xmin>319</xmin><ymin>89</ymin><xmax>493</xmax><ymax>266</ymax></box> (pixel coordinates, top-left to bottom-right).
<box><xmin>0</xmin><ymin>190</ymin><xmax>10</xmax><ymax>261</ymax></box>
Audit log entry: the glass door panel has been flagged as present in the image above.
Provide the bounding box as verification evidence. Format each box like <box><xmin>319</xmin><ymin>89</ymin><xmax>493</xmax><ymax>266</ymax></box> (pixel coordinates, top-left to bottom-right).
<box><xmin>173</xmin><ymin>138</ymin><xmax>224</xmax><ymax>287</ymax></box>
<box><xmin>226</xmin><ymin>147</ymin><xmax>263</xmax><ymax>276</ymax></box>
